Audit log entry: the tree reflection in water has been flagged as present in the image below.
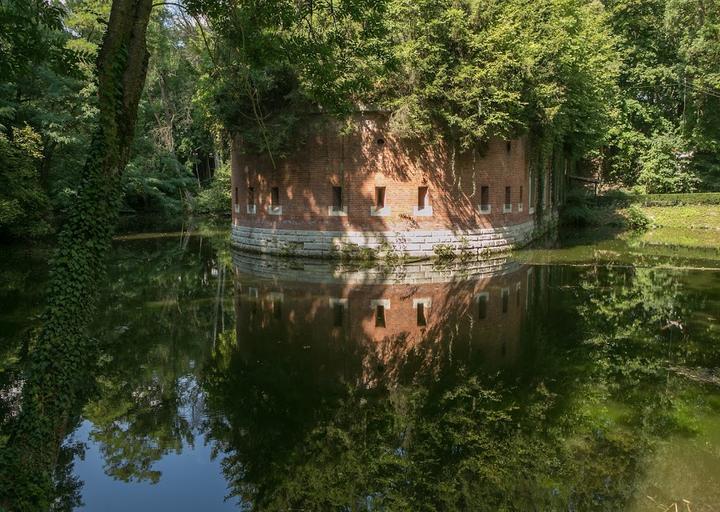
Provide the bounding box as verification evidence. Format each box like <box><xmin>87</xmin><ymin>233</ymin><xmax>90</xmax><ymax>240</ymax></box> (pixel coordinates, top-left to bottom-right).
<box><xmin>202</xmin><ymin>254</ymin><xmax>720</xmax><ymax>511</ymax></box>
<box><xmin>2</xmin><ymin>233</ymin><xmax>720</xmax><ymax>511</ymax></box>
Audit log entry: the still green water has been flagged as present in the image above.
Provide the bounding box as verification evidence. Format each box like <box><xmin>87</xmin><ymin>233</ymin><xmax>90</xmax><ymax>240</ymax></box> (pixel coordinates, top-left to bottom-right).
<box><xmin>1</xmin><ymin>226</ymin><xmax>720</xmax><ymax>511</ymax></box>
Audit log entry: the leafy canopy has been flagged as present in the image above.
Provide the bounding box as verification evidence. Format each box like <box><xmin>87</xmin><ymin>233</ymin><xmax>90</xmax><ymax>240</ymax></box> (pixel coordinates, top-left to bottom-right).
<box><xmin>189</xmin><ymin>0</ymin><xmax>618</xmax><ymax>157</ymax></box>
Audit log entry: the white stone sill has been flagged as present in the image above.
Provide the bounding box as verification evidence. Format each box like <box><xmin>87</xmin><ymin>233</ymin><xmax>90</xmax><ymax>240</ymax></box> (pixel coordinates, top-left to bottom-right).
<box><xmin>328</xmin><ymin>206</ymin><xmax>348</xmax><ymax>217</ymax></box>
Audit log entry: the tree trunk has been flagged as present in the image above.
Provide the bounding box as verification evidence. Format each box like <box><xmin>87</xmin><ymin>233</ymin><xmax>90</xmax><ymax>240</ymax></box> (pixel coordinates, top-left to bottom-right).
<box><xmin>0</xmin><ymin>1</ymin><xmax>153</xmax><ymax>509</ymax></box>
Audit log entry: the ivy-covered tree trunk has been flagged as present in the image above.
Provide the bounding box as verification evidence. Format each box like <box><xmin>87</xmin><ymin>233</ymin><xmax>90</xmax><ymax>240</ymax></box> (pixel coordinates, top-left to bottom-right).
<box><xmin>0</xmin><ymin>0</ymin><xmax>153</xmax><ymax>509</ymax></box>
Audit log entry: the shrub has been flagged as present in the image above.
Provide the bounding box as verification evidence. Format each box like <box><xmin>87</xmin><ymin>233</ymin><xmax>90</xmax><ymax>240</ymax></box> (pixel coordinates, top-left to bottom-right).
<box><xmin>623</xmin><ymin>205</ymin><xmax>652</xmax><ymax>232</ymax></box>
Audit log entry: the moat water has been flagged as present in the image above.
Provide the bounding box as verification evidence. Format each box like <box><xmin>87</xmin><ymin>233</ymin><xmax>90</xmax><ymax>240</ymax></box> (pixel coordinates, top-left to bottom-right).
<box><xmin>2</xmin><ymin>223</ymin><xmax>720</xmax><ymax>511</ymax></box>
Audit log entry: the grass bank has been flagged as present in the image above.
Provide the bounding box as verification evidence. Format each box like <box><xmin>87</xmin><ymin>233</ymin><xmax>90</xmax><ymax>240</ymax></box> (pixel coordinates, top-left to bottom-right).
<box><xmin>561</xmin><ymin>191</ymin><xmax>720</xmax><ymax>251</ymax></box>
<box><xmin>640</xmin><ymin>204</ymin><xmax>720</xmax><ymax>249</ymax></box>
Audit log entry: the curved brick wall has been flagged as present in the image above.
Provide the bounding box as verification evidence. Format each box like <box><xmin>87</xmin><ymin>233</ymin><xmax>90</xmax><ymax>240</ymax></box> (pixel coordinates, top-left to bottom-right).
<box><xmin>230</xmin><ymin>112</ymin><xmax>557</xmax><ymax>258</ymax></box>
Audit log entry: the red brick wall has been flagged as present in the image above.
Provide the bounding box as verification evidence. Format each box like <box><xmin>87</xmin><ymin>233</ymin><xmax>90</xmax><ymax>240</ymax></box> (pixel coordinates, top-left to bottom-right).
<box><xmin>231</xmin><ymin>112</ymin><xmax>537</xmax><ymax>233</ymax></box>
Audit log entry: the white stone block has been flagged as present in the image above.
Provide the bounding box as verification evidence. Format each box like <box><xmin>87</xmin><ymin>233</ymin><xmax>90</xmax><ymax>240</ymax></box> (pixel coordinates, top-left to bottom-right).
<box><xmin>370</xmin><ymin>206</ymin><xmax>391</xmax><ymax>217</ymax></box>
<box><xmin>412</xmin><ymin>206</ymin><xmax>433</xmax><ymax>217</ymax></box>
<box><xmin>328</xmin><ymin>206</ymin><xmax>348</xmax><ymax>216</ymax></box>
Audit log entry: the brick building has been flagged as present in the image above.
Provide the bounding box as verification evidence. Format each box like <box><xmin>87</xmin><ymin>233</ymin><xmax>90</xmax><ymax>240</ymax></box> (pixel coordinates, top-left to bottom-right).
<box><xmin>231</xmin><ymin>111</ymin><xmax>559</xmax><ymax>258</ymax></box>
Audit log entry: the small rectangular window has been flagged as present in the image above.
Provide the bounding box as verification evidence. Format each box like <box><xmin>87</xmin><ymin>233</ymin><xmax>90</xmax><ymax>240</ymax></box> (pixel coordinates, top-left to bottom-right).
<box><xmin>418</xmin><ymin>186</ymin><xmax>428</xmax><ymax>210</ymax></box>
<box><xmin>417</xmin><ymin>303</ymin><xmax>427</xmax><ymax>327</ymax></box>
<box><xmin>375</xmin><ymin>187</ymin><xmax>386</xmax><ymax>209</ymax></box>
<box><xmin>248</xmin><ymin>187</ymin><xmax>254</xmax><ymax>205</ymax></box>
<box><xmin>375</xmin><ymin>304</ymin><xmax>386</xmax><ymax>328</ymax></box>
<box><xmin>506</xmin><ymin>140</ymin><xmax>512</xmax><ymax>153</ymax></box>
<box><xmin>478</xmin><ymin>295</ymin><xmax>487</xmax><ymax>320</ymax></box>
<box><xmin>333</xmin><ymin>302</ymin><xmax>344</xmax><ymax>327</ymax></box>
<box><xmin>271</xmin><ymin>187</ymin><xmax>280</xmax><ymax>206</ymax></box>
<box><xmin>502</xmin><ymin>289</ymin><xmax>509</xmax><ymax>314</ymax></box>
<box><xmin>332</xmin><ymin>186</ymin><xmax>343</xmax><ymax>211</ymax></box>
<box><xmin>519</xmin><ymin>186</ymin><xmax>523</xmax><ymax>203</ymax></box>
<box><xmin>234</xmin><ymin>187</ymin><xmax>239</xmax><ymax>204</ymax></box>
<box><xmin>480</xmin><ymin>186</ymin><xmax>490</xmax><ymax>210</ymax></box>
<box><xmin>505</xmin><ymin>186</ymin><xmax>512</xmax><ymax>207</ymax></box>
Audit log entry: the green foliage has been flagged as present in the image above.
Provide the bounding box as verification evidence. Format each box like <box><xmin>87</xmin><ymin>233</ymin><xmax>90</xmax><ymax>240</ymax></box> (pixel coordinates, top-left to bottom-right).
<box><xmin>381</xmin><ymin>0</ymin><xmax>618</xmax><ymax>154</ymax></box>
<box><xmin>604</xmin><ymin>0</ymin><xmax>720</xmax><ymax>191</ymax></box>
<box><xmin>122</xmin><ymin>146</ymin><xmax>197</xmax><ymax>215</ymax></box>
<box><xmin>190</xmin><ymin>162</ymin><xmax>231</xmax><ymax>215</ymax></box>
<box><xmin>0</xmin><ymin>0</ymin><xmax>221</xmax><ymax>237</ymax></box>
<box><xmin>192</xmin><ymin>0</ymin><xmax>618</xmax><ymax>161</ymax></box>
<box><xmin>0</xmin><ymin>127</ymin><xmax>52</xmax><ymax>238</ymax></box>
<box><xmin>336</xmin><ymin>242</ymin><xmax>378</xmax><ymax>262</ymax></box>
<box><xmin>0</xmin><ymin>0</ymin><xmax>81</xmax><ymax>122</ymax></box>
<box><xmin>623</xmin><ymin>205</ymin><xmax>653</xmax><ymax>232</ymax></box>
<box><xmin>0</xmin><ymin>0</ymin><xmax>90</xmax><ymax>239</ymax></box>
<box><xmin>124</xmin><ymin>5</ymin><xmax>217</xmax><ymax>214</ymax></box>
<box><xmin>561</xmin><ymin>188</ymin><xmax>654</xmax><ymax>232</ymax></box>
<box><xmin>186</xmin><ymin>0</ymin><xmax>388</xmax><ymax>156</ymax></box>
<box><xmin>638</xmin><ymin>131</ymin><xmax>700</xmax><ymax>193</ymax></box>
<box><xmin>666</xmin><ymin>0</ymin><xmax>720</xmax><ymax>156</ymax></box>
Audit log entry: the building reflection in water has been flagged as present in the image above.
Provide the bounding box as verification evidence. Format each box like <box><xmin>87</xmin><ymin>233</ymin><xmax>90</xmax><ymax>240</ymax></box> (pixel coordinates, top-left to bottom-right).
<box><xmin>231</xmin><ymin>252</ymin><xmax>548</xmax><ymax>388</ymax></box>
<box><xmin>214</xmin><ymin>252</ymin><xmax>718</xmax><ymax>511</ymax></box>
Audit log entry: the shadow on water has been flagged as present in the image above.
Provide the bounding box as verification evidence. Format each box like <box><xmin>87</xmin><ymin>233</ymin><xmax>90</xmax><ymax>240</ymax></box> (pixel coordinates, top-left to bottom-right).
<box><xmin>1</xmin><ymin>226</ymin><xmax>720</xmax><ymax>510</ymax></box>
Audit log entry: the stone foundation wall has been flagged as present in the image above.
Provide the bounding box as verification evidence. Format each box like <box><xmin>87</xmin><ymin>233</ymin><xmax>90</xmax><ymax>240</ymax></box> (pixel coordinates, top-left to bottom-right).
<box><xmin>231</xmin><ymin>214</ymin><xmax>555</xmax><ymax>259</ymax></box>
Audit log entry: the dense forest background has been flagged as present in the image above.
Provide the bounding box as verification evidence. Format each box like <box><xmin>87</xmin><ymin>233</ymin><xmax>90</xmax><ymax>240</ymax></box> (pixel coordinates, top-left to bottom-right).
<box><xmin>1</xmin><ymin>0</ymin><xmax>718</xmax><ymax>240</ymax></box>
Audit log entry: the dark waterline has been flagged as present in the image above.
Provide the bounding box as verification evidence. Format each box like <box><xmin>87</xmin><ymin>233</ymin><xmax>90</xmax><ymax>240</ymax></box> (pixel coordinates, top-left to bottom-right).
<box><xmin>2</xmin><ymin>227</ymin><xmax>720</xmax><ymax>511</ymax></box>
